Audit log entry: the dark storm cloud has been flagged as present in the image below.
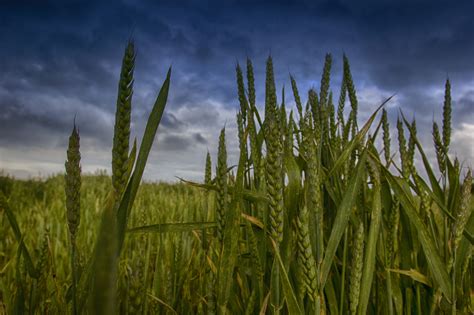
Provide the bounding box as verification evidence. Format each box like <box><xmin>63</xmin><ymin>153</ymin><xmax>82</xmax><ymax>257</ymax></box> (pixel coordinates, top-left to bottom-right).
<box><xmin>158</xmin><ymin>134</ymin><xmax>194</xmax><ymax>152</ymax></box>
<box><xmin>193</xmin><ymin>132</ymin><xmax>208</xmax><ymax>145</ymax></box>
<box><xmin>0</xmin><ymin>0</ymin><xmax>472</xmax><ymax>179</ymax></box>
<box><xmin>155</xmin><ymin>131</ymin><xmax>207</xmax><ymax>152</ymax></box>
<box><xmin>159</xmin><ymin>113</ymin><xmax>186</xmax><ymax>131</ymax></box>
<box><xmin>0</xmin><ymin>95</ymin><xmax>113</xmax><ymax>149</ymax></box>
<box><xmin>352</xmin><ymin>3</ymin><xmax>474</xmax><ymax>91</ymax></box>
<box><xmin>396</xmin><ymin>87</ymin><xmax>474</xmax><ymax>125</ymax></box>
<box><xmin>457</xmin><ymin>90</ymin><xmax>474</xmax><ymax>119</ymax></box>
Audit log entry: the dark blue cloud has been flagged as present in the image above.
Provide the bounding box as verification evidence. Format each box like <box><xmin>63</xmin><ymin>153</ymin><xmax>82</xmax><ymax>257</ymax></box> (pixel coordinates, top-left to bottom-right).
<box><xmin>0</xmin><ymin>0</ymin><xmax>472</xmax><ymax>179</ymax></box>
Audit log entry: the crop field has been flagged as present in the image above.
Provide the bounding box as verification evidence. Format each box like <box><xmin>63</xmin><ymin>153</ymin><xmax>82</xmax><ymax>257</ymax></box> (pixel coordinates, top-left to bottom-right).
<box><xmin>0</xmin><ymin>41</ymin><xmax>473</xmax><ymax>314</ymax></box>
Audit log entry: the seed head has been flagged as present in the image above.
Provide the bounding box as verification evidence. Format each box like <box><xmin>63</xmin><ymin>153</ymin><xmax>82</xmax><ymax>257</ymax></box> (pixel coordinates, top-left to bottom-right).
<box><xmin>387</xmin><ymin>197</ymin><xmax>400</xmax><ymax>267</ymax></box>
<box><xmin>382</xmin><ymin>109</ymin><xmax>391</xmax><ymax>166</ymax></box>
<box><xmin>290</xmin><ymin>75</ymin><xmax>303</xmax><ymax>118</ymax></box>
<box><xmin>246</xmin><ymin>58</ymin><xmax>256</xmax><ymax>109</ymax></box>
<box><xmin>112</xmin><ymin>41</ymin><xmax>135</xmax><ymax>195</ymax></box>
<box><xmin>337</xmin><ymin>73</ymin><xmax>347</xmax><ymax>132</ymax></box>
<box><xmin>215</xmin><ymin>128</ymin><xmax>228</xmax><ymax>242</ymax></box>
<box><xmin>442</xmin><ymin>79</ymin><xmax>452</xmax><ymax>151</ymax></box>
<box><xmin>237</xmin><ymin>111</ymin><xmax>248</xmax><ymax>163</ymax></box>
<box><xmin>407</xmin><ymin>119</ymin><xmax>417</xmax><ymax>173</ymax></box>
<box><xmin>205</xmin><ymin>151</ymin><xmax>212</xmax><ymax>185</ymax></box>
<box><xmin>65</xmin><ymin>124</ymin><xmax>81</xmax><ymax>239</ymax></box>
<box><xmin>432</xmin><ymin>122</ymin><xmax>445</xmax><ymax>174</ymax></box>
<box><xmin>328</xmin><ymin>92</ymin><xmax>337</xmax><ymax>144</ymax></box>
<box><xmin>319</xmin><ymin>53</ymin><xmax>332</xmax><ymax>108</ymax></box>
<box><xmin>296</xmin><ymin>205</ymin><xmax>318</xmax><ymax>301</ymax></box>
<box><xmin>452</xmin><ymin>170</ymin><xmax>472</xmax><ymax>252</ymax></box>
<box><xmin>350</xmin><ymin>222</ymin><xmax>365</xmax><ymax>315</ymax></box>
<box><xmin>397</xmin><ymin>117</ymin><xmax>409</xmax><ymax>178</ymax></box>
<box><xmin>236</xmin><ymin>64</ymin><xmax>248</xmax><ymax>119</ymax></box>
<box><xmin>343</xmin><ymin>55</ymin><xmax>358</xmax><ymax>132</ymax></box>
<box><xmin>264</xmin><ymin>58</ymin><xmax>284</xmax><ymax>243</ymax></box>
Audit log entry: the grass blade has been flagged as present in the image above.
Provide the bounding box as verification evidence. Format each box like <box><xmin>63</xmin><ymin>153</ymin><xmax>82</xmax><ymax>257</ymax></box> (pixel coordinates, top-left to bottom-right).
<box><xmin>358</xmin><ymin>168</ymin><xmax>382</xmax><ymax>314</ymax></box>
<box><xmin>117</xmin><ymin>68</ymin><xmax>171</xmax><ymax>253</ymax></box>
<box><xmin>326</xmin><ymin>96</ymin><xmax>391</xmax><ymax>179</ymax></box>
<box><xmin>320</xmin><ymin>149</ymin><xmax>367</xmax><ymax>288</ymax></box>
<box><xmin>90</xmin><ymin>194</ymin><xmax>118</xmax><ymax>314</ymax></box>
<box><xmin>0</xmin><ymin>193</ymin><xmax>39</xmax><ymax>279</ymax></box>
<box><xmin>127</xmin><ymin>221</ymin><xmax>218</xmax><ymax>234</ymax></box>
<box><xmin>383</xmin><ymin>168</ymin><xmax>453</xmax><ymax>300</ymax></box>
<box><xmin>270</xmin><ymin>239</ymin><xmax>303</xmax><ymax>314</ymax></box>
<box><xmin>216</xmin><ymin>131</ymin><xmax>246</xmax><ymax>313</ymax></box>
<box><xmin>388</xmin><ymin>269</ymin><xmax>431</xmax><ymax>287</ymax></box>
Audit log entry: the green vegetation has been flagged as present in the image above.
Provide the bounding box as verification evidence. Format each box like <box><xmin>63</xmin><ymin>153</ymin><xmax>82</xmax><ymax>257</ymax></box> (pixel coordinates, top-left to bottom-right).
<box><xmin>0</xmin><ymin>42</ymin><xmax>472</xmax><ymax>314</ymax></box>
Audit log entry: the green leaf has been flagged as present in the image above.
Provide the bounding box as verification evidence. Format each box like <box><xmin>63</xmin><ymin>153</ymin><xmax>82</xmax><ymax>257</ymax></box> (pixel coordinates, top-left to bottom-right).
<box><xmin>178</xmin><ymin>177</ymin><xmax>268</xmax><ymax>203</ymax></box>
<box><xmin>270</xmin><ymin>239</ymin><xmax>303</xmax><ymax>314</ymax></box>
<box><xmin>399</xmin><ymin>112</ymin><xmax>448</xmax><ymax>217</ymax></box>
<box><xmin>281</xmin><ymin>147</ymin><xmax>302</xmax><ymax>267</ymax></box>
<box><xmin>320</xmin><ymin>150</ymin><xmax>367</xmax><ymax>288</ymax></box>
<box><xmin>358</xmin><ymin>178</ymin><xmax>382</xmax><ymax>315</ymax></box>
<box><xmin>412</xmin><ymin>132</ymin><xmax>445</xmax><ymax>207</ymax></box>
<box><xmin>123</xmin><ymin>138</ymin><xmax>137</xmax><ymax>185</ymax></box>
<box><xmin>1</xmin><ymin>193</ymin><xmax>39</xmax><ymax>279</ymax></box>
<box><xmin>326</xmin><ymin>96</ymin><xmax>391</xmax><ymax>179</ymax></box>
<box><xmin>390</xmin><ymin>273</ymin><xmax>404</xmax><ymax>315</ymax></box>
<box><xmin>388</xmin><ymin>269</ymin><xmax>432</xmax><ymax>287</ymax></box>
<box><xmin>455</xmin><ymin>209</ymin><xmax>474</xmax><ymax>285</ymax></box>
<box><xmin>127</xmin><ymin>221</ymin><xmax>218</xmax><ymax>234</ymax></box>
<box><xmin>283</xmin><ymin>150</ymin><xmax>301</xmax><ymax>224</ymax></box>
<box><xmin>446</xmin><ymin>157</ymin><xmax>460</xmax><ymax>216</ymax></box>
<box><xmin>13</xmin><ymin>241</ymin><xmax>26</xmax><ymax>315</ymax></box>
<box><xmin>324</xmin><ymin>279</ymin><xmax>339</xmax><ymax>315</ymax></box>
<box><xmin>216</xmin><ymin>133</ymin><xmax>246</xmax><ymax>314</ymax></box>
<box><xmin>383</xmin><ymin>169</ymin><xmax>452</xmax><ymax>301</ymax></box>
<box><xmin>77</xmin><ymin>67</ymin><xmax>171</xmax><ymax>311</ymax></box>
<box><xmin>90</xmin><ymin>196</ymin><xmax>118</xmax><ymax>314</ymax></box>
<box><xmin>117</xmin><ymin>68</ymin><xmax>171</xmax><ymax>253</ymax></box>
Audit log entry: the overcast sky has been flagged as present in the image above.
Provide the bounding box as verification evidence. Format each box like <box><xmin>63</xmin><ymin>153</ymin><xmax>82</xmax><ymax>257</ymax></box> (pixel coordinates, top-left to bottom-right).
<box><xmin>0</xmin><ymin>0</ymin><xmax>473</xmax><ymax>181</ymax></box>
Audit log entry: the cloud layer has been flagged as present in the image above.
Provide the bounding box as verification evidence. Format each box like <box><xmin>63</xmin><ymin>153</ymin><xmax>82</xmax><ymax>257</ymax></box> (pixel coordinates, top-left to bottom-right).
<box><xmin>1</xmin><ymin>0</ymin><xmax>472</xmax><ymax>181</ymax></box>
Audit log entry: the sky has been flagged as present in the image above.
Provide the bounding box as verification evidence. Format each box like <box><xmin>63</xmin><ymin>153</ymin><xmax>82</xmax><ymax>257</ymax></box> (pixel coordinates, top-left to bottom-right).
<box><xmin>0</xmin><ymin>0</ymin><xmax>473</xmax><ymax>182</ymax></box>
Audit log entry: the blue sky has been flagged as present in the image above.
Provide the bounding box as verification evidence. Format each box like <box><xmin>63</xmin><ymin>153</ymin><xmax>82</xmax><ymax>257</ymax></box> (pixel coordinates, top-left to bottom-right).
<box><xmin>1</xmin><ymin>0</ymin><xmax>473</xmax><ymax>181</ymax></box>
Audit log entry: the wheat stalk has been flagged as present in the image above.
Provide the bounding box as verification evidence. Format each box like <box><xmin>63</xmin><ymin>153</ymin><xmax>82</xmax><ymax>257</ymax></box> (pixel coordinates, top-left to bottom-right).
<box><xmin>442</xmin><ymin>79</ymin><xmax>452</xmax><ymax>151</ymax></box>
<box><xmin>432</xmin><ymin>121</ymin><xmax>445</xmax><ymax>174</ymax></box>
<box><xmin>112</xmin><ymin>41</ymin><xmax>135</xmax><ymax>195</ymax></box>
<box><xmin>215</xmin><ymin>128</ymin><xmax>228</xmax><ymax>243</ymax></box>
<box><xmin>296</xmin><ymin>204</ymin><xmax>318</xmax><ymax>301</ymax></box>
<box><xmin>264</xmin><ymin>57</ymin><xmax>284</xmax><ymax>244</ymax></box>
<box><xmin>382</xmin><ymin>109</ymin><xmax>391</xmax><ymax>166</ymax></box>
<box><xmin>350</xmin><ymin>222</ymin><xmax>365</xmax><ymax>315</ymax></box>
<box><xmin>65</xmin><ymin>123</ymin><xmax>81</xmax><ymax>315</ymax></box>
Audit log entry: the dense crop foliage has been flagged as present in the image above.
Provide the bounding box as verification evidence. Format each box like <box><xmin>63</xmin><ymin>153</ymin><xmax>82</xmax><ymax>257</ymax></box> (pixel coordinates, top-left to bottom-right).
<box><xmin>0</xmin><ymin>174</ymin><xmax>208</xmax><ymax>314</ymax></box>
<box><xmin>1</xmin><ymin>42</ymin><xmax>473</xmax><ymax>314</ymax></box>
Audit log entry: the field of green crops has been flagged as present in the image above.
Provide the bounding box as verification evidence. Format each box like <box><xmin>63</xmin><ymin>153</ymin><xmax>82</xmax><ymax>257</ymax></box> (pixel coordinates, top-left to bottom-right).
<box><xmin>0</xmin><ymin>41</ymin><xmax>472</xmax><ymax>314</ymax></box>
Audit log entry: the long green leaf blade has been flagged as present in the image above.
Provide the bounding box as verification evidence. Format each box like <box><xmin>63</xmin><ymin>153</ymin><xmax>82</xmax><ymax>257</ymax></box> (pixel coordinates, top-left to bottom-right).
<box><xmin>383</xmin><ymin>168</ymin><xmax>452</xmax><ymax>300</ymax></box>
<box><xmin>358</xmin><ymin>171</ymin><xmax>382</xmax><ymax>314</ymax></box>
<box><xmin>128</xmin><ymin>221</ymin><xmax>218</xmax><ymax>234</ymax></box>
<box><xmin>117</xmin><ymin>68</ymin><xmax>171</xmax><ymax>253</ymax></box>
<box><xmin>320</xmin><ymin>150</ymin><xmax>367</xmax><ymax>288</ymax></box>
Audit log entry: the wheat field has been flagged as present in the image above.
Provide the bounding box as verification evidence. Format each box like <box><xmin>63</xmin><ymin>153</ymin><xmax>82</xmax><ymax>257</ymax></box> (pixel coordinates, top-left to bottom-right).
<box><xmin>0</xmin><ymin>41</ymin><xmax>472</xmax><ymax>314</ymax></box>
